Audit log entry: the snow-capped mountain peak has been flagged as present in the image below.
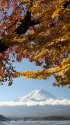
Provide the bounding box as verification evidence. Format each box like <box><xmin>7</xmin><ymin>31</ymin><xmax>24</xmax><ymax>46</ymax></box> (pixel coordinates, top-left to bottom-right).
<box><xmin>16</xmin><ymin>89</ymin><xmax>57</xmax><ymax>102</ymax></box>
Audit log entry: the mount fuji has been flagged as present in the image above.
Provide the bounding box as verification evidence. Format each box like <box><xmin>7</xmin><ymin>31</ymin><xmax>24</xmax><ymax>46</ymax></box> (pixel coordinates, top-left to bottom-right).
<box><xmin>0</xmin><ymin>89</ymin><xmax>70</xmax><ymax>117</ymax></box>
<box><xmin>16</xmin><ymin>89</ymin><xmax>58</xmax><ymax>102</ymax></box>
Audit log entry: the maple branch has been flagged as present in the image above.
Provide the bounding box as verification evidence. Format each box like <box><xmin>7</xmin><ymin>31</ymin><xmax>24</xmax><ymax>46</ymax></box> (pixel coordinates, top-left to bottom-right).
<box><xmin>0</xmin><ymin>40</ymin><xmax>8</xmax><ymax>53</ymax></box>
<box><xmin>0</xmin><ymin>0</ymin><xmax>69</xmax><ymax>53</ymax></box>
<box><xmin>63</xmin><ymin>0</ymin><xmax>70</xmax><ymax>9</ymax></box>
<box><xmin>14</xmin><ymin>11</ymin><xmax>31</xmax><ymax>35</ymax></box>
<box><xmin>0</xmin><ymin>11</ymin><xmax>40</xmax><ymax>53</ymax></box>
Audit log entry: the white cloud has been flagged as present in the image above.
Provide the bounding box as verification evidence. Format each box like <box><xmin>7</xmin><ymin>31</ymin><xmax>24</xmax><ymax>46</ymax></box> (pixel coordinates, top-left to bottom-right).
<box><xmin>0</xmin><ymin>99</ymin><xmax>70</xmax><ymax>117</ymax></box>
<box><xmin>0</xmin><ymin>99</ymin><xmax>70</xmax><ymax>106</ymax></box>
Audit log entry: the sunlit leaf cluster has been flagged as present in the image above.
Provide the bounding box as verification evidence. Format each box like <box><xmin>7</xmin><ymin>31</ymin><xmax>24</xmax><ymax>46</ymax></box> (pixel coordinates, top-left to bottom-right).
<box><xmin>0</xmin><ymin>0</ymin><xmax>70</xmax><ymax>87</ymax></box>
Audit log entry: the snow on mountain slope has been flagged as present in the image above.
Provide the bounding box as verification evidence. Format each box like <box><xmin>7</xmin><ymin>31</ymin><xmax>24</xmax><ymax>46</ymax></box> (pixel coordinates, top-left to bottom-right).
<box><xmin>16</xmin><ymin>89</ymin><xmax>57</xmax><ymax>102</ymax></box>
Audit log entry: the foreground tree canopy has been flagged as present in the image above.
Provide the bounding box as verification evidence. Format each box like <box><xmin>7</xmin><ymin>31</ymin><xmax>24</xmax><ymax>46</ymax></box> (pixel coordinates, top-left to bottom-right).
<box><xmin>0</xmin><ymin>0</ymin><xmax>70</xmax><ymax>87</ymax></box>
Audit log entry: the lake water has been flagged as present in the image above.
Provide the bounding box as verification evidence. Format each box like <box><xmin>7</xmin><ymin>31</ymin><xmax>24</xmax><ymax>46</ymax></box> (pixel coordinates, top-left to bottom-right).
<box><xmin>0</xmin><ymin>120</ymin><xmax>70</xmax><ymax>125</ymax></box>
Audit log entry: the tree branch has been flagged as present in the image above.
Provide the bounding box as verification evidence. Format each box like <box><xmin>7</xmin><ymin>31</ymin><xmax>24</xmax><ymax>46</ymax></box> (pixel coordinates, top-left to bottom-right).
<box><xmin>0</xmin><ymin>11</ymin><xmax>40</xmax><ymax>53</ymax></box>
<box><xmin>14</xmin><ymin>11</ymin><xmax>31</xmax><ymax>35</ymax></box>
<box><xmin>0</xmin><ymin>0</ymin><xmax>69</xmax><ymax>53</ymax></box>
<box><xmin>0</xmin><ymin>40</ymin><xmax>8</xmax><ymax>53</ymax></box>
<box><xmin>63</xmin><ymin>0</ymin><xmax>70</xmax><ymax>9</ymax></box>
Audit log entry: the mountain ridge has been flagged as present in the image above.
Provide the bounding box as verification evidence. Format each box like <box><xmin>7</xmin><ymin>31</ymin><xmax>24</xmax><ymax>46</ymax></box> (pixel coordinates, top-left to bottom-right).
<box><xmin>16</xmin><ymin>89</ymin><xmax>57</xmax><ymax>102</ymax></box>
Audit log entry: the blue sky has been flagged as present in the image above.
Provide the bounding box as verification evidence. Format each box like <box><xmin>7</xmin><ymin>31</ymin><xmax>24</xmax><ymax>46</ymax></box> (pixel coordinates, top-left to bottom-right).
<box><xmin>0</xmin><ymin>59</ymin><xmax>70</xmax><ymax>102</ymax></box>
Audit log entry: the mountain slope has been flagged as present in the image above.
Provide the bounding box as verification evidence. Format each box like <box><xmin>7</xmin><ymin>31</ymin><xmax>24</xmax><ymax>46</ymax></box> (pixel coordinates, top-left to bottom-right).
<box><xmin>0</xmin><ymin>115</ymin><xmax>10</xmax><ymax>121</ymax></box>
<box><xmin>16</xmin><ymin>89</ymin><xmax>57</xmax><ymax>102</ymax></box>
